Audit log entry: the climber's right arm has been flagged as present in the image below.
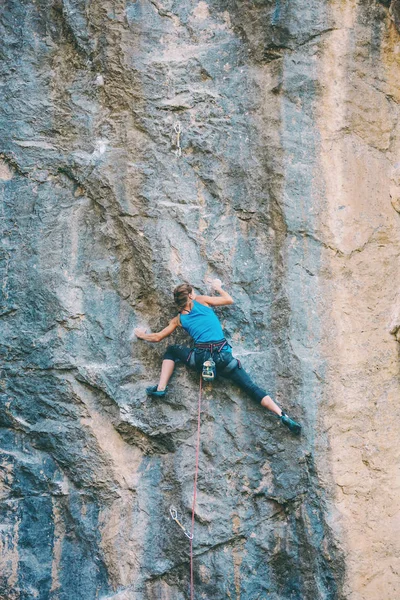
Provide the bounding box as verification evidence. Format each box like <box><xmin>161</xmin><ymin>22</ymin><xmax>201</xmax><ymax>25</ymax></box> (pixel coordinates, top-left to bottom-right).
<box><xmin>134</xmin><ymin>316</ymin><xmax>179</xmax><ymax>343</ymax></box>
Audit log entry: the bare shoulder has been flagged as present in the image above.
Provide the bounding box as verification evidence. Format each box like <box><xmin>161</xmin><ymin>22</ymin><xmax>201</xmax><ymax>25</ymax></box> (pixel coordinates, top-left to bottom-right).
<box><xmin>194</xmin><ymin>295</ymin><xmax>210</xmax><ymax>307</ymax></box>
<box><xmin>196</xmin><ymin>294</ymin><xmax>233</xmax><ymax>307</ymax></box>
<box><xmin>170</xmin><ymin>315</ymin><xmax>181</xmax><ymax>326</ymax></box>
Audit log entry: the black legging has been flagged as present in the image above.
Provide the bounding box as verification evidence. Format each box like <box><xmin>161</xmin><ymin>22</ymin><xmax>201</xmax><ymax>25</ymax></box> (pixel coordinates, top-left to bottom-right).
<box><xmin>163</xmin><ymin>343</ymin><xmax>268</xmax><ymax>403</ymax></box>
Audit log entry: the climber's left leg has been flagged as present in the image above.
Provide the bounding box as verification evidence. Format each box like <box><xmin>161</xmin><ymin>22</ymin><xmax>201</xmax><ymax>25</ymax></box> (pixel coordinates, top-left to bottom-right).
<box><xmin>146</xmin><ymin>345</ymin><xmax>192</xmax><ymax>397</ymax></box>
<box><xmin>158</xmin><ymin>359</ymin><xmax>176</xmax><ymax>391</ymax></box>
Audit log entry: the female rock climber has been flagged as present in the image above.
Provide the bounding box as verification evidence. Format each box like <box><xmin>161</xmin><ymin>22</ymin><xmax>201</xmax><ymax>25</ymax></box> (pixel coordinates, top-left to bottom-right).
<box><xmin>134</xmin><ymin>280</ymin><xmax>301</xmax><ymax>434</ymax></box>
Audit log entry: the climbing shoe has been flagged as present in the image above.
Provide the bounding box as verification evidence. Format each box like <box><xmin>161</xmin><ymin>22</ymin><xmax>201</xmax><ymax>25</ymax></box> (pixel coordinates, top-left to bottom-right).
<box><xmin>146</xmin><ymin>385</ymin><xmax>168</xmax><ymax>398</ymax></box>
<box><xmin>281</xmin><ymin>412</ymin><xmax>301</xmax><ymax>435</ymax></box>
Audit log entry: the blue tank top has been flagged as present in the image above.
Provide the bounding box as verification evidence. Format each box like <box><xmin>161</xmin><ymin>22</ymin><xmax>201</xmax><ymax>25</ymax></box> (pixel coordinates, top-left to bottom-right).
<box><xmin>180</xmin><ymin>300</ymin><xmax>225</xmax><ymax>343</ymax></box>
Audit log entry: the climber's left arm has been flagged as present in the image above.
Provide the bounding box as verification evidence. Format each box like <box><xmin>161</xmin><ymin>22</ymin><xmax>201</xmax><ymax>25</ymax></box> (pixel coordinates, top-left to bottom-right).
<box><xmin>134</xmin><ymin>316</ymin><xmax>179</xmax><ymax>342</ymax></box>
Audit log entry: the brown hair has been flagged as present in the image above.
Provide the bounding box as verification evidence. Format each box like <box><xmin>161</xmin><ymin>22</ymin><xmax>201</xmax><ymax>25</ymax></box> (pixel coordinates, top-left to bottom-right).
<box><xmin>173</xmin><ymin>283</ymin><xmax>193</xmax><ymax>312</ymax></box>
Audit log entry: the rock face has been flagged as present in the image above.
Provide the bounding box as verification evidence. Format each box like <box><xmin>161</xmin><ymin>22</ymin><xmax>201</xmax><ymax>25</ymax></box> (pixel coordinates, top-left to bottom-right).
<box><xmin>1</xmin><ymin>1</ymin><xmax>399</xmax><ymax>599</ymax></box>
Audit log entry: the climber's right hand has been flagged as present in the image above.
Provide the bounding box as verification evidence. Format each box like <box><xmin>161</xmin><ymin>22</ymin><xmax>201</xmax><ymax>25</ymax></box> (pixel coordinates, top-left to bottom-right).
<box><xmin>209</xmin><ymin>278</ymin><xmax>223</xmax><ymax>291</ymax></box>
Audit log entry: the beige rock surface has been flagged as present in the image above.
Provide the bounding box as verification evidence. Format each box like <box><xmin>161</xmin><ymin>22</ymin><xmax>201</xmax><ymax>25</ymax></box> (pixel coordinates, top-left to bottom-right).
<box><xmin>318</xmin><ymin>2</ymin><xmax>400</xmax><ymax>598</ymax></box>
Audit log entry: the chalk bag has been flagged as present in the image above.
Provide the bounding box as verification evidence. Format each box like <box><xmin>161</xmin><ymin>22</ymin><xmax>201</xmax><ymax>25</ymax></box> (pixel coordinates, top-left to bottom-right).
<box><xmin>202</xmin><ymin>358</ymin><xmax>216</xmax><ymax>381</ymax></box>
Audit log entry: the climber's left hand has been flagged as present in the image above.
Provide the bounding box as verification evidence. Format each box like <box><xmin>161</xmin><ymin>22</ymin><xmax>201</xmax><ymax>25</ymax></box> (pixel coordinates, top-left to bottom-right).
<box><xmin>134</xmin><ymin>327</ymin><xmax>147</xmax><ymax>339</ymax></box>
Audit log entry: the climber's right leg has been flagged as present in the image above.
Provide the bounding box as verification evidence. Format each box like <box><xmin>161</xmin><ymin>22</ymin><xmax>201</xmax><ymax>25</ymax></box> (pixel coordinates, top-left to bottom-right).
<box><xmin>223</xmin><ymin>363</ymin><xmax>302</xmax><ymax>435</ymax></box>
<box><xmin>260</xmin><ymin>394</ymin><xmax>282</xmax><ymax>416</ymax></box>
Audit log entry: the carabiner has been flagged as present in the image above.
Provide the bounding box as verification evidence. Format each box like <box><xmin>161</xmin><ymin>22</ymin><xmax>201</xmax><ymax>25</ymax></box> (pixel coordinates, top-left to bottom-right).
<box><xmin>169</xmin><ymin>505</ymin><xmax>193</xmax><ymax>539</ymax></box>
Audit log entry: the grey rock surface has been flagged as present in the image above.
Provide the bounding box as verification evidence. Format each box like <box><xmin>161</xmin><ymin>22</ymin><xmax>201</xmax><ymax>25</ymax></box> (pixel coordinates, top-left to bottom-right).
<box><xmin>1</xmin><ymin>1</ymin><xmax>400</xmax><ymax>599</ymax></box>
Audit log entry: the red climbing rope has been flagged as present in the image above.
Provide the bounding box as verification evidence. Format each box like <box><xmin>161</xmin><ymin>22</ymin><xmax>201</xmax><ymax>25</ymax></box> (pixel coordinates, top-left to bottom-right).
<box><xmin>190</xmin><ymin>374</ymin><xmax>203</xmax><ymax>600</ymax></box>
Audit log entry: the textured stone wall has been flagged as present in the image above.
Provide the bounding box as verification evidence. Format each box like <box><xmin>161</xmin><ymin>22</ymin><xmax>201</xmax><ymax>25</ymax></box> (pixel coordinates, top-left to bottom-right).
<box><xmin>317</xmin><ymin>3</ymin><xmax>400</xmax><ymax>598</ymax></box>
<box><xmin>0</xmin><ymin>1</ymin><xmax>399</xmax><ymax>599</ymax></box>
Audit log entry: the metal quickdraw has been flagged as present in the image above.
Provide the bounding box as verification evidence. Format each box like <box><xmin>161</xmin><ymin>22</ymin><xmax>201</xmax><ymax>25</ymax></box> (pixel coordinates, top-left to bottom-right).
<box><xmin>174</xmin><ymin>122</ymin><xmax>182</xmax><ymax>157</ymax></box>
<box><xmin>169</xmin><ymin>506</ymin><xmax>193</xmax><ymax>539</ymax></box>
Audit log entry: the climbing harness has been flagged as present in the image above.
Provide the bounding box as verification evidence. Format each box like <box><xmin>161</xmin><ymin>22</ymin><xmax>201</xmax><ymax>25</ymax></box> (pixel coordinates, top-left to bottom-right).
<box><xmin>199</xmin><ymin>341</ymin><xmax>226</xmax><ymax>381</ymax></box>
<box><xmin>170</xmin><ymin>506</ymin><xmax>193</xmax><ymax>539</ymax></box>
<box><xmin>174</xmin><ymin>121</ymin><xmax>182</xmax><ymax>157</ymax></box>
<box><xmin>194</xmin><ymin>339</ymin><xmax>228</xmax><ymax>353</ymax></box>
<box><xmin>190</xmin><ymin>374</ymin><xmax>203</xmax><ymax>600</ymax></box>
<box><xmin>187</xmin><ymin>340</ymin><xmax>228</xmax><ymax>381</ymax></box>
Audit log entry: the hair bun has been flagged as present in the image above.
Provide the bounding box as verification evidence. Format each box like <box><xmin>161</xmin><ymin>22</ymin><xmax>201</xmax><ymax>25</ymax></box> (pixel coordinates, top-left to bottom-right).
<box><xmin>173</xmin><ymin>282</ymin><xmax>193</xmax><ymax>311</ymax></box>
